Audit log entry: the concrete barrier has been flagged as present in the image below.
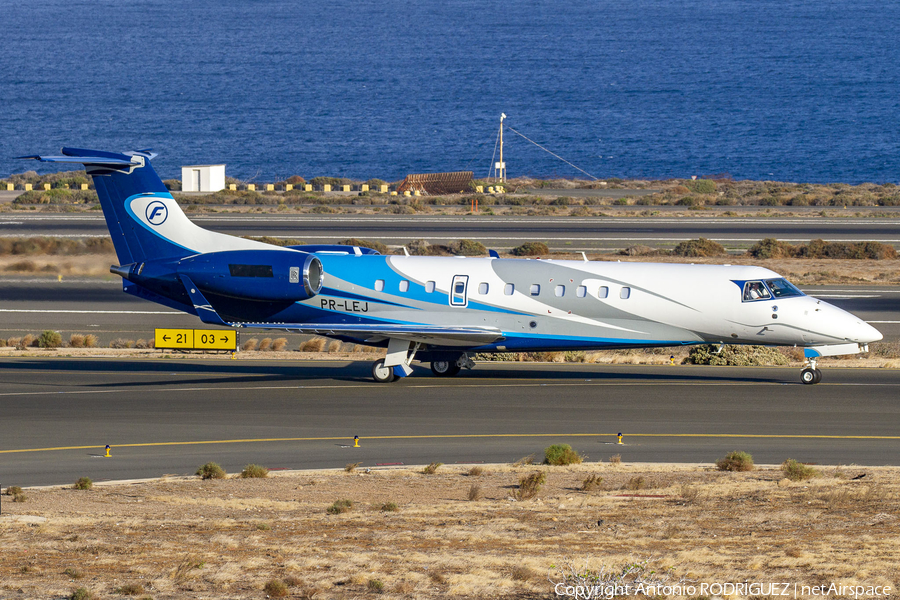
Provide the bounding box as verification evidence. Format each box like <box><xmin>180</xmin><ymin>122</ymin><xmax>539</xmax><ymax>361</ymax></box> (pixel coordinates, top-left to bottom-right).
<box><xmin>228</xmin><ymin>184</ymin><xmax>237</xmax><ymax>191</ymax></box>
<box><xmin>285</xmin><ymin>184</ymin><xmax>293</xmax><ymax>191</ymax></box>
<box><xmin>361</xmin><ymin>184</ymin><xmax>369</xmax><ymax>192</ymax></box>
<box><xmin>24</xmin><ymin>183</ymin><xmax>32</xmax><ymax>191</ymax></box>
<box><xmin>476</xmin><ymin>185</ymin><xmax>483</xmax><ymax>193</ymax></box>
<box><xmin>6</xmin><ymin>183</ymin><xmax>14</xmax><ymax>191</ymax></box>
<box><xmin>304</xmin><ymin>184</ymin><xmax>312</xmax><ymax>192</ymax></box>
<box><xmin>265</xmin><ymin>184</ymin><xmax>274</xmax><ymax>191</ymax></box>
<box><xmin>43</xmin><ymin>183</ymin><xmax>51</xmax><ymax>191</ymax></box>
<box><xmin>80</xmin><ymin>183</ymin><xmax>89</xmax><ymax>190</ymax></box>
<box><xmin>380</xmin><ymin>185</ymin><xmax>389</xmax><ymax>193</ymax></box>
<box><xmin>403</xmin><ymin>190</ymin><xmax>411</xmax><ymax>197</ymax></box>
<box><xmin>340</xmin><ymin>184</ymin><xmax>349</xmax><ymax>192</ymax></box>
<box><xmin>323</xmin><ymin>184</ymin><xmax>331</xmax><ymax>192</ymax></box>
<box><xmin>247</xmin><ymin>184</ymin><xmax>256</xmax><ymax>191</ymax></box>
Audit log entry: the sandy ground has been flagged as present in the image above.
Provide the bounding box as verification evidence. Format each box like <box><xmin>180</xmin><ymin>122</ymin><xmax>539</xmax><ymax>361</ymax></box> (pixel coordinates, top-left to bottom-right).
<box><xmin>1</xmin><ymin>463</ymin><xmax>897</xmax><ymax>599</ymax></box>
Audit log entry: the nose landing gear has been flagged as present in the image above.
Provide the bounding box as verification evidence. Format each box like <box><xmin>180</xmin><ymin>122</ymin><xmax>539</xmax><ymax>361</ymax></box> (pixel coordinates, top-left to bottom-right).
<box><xmin>800</xmin><ymin>357</ymin><xmax>822</xmax><ymax>385</ymax></box>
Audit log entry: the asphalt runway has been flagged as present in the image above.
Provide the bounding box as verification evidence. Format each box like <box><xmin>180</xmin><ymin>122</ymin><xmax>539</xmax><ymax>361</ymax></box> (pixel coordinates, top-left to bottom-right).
<box><xmin>0</xmin><ymin>359</ymin><xmax>898</xmax><ymax>487</ymax></box>
<box><xmin>2</xmin><ymin>280</ymin><xmax>897</xmax><ymax>345</ymax></box>
<box><xmin>3</xmin><ymin>213</ymin><xmax>900</xmax><ymax>251</ymax></box>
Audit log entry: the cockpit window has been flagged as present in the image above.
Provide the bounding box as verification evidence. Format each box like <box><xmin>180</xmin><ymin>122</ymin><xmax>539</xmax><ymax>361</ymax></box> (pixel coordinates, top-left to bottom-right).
<box><xmin>742</xmin><ymin>281</ymin><xmax>771</xmax><ymax>302</ymax></box>
<box><xmin>764</xmin><ymin>278</ymin><xmax>804</xmax><ymax>298</ymax></box>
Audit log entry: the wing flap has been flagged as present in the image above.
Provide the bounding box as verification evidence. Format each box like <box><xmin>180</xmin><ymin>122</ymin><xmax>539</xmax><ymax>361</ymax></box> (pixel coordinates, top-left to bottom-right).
<box><xmin>233</xmin><ymin>322</ymin><xmax>504</xmax><ymax>347</ymax></box>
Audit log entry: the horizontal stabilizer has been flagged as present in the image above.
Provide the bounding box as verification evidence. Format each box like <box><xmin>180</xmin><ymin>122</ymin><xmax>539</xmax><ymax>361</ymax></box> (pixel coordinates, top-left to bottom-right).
<box><xmin>18</xmin><ymin>148</ymin><xmax>156</xmax><ymax>169</ymax></box>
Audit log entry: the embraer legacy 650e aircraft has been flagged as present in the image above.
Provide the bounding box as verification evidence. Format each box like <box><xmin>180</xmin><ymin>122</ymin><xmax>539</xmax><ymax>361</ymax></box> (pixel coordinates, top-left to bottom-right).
<box><xmin>23</xmin><ymin>149</ymin><xmax>882</xmax><ymax>384</ymax></box>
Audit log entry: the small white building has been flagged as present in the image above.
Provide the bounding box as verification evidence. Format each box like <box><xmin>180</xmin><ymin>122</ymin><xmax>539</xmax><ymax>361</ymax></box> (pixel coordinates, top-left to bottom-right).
<box><xmin>181</xmin><ymin>164</ymin><xmax>226</xmax><ymax>192</ymax></box>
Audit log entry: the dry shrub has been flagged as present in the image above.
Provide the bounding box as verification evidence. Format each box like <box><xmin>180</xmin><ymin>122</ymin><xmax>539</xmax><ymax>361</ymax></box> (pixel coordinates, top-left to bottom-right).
<box><xmin>69</xmin><ymin>334</ymin><xmax>85</xmax><ymax>348</ymax></box>
<box><xmin>544</xmin><ymin>443</ymin><xmax>583</xmax><ymax>465</ymax></box>
<box><xmin>422</xmin><ymin>462</ymin><xmax>442</xmax><ymax>475</ymax></box>
<box><xmin>83</xmin><ymin>334</ymin><xmax>98</xmax><ymax>348</ymax></box>
<box><xmin>6</xmin><ymin>337</ymin><xmax>21</xmax><ymax>348</ymax></box>
<box><xmin>467</xmin><ymin>466</ymin><xmax>484</xmax><ymax>476</ymax></box>
<box><xmin>134</xmin><ymin>339</ymin><xmax>149</xmax><ymax>349</ymax></box>
<box><xmin>513</xmin><ymin>454</ymin><xmax>535</xmax><ymax>466</ymax></box>
<box><xmin>258</xmin><ymin>337</ymin><xmax>272</xmax><ymax>351</ymax></box>
<box><xmin>609</xmin><ymin>454</ymin><xmax>622</xmax><ymax>465</ymax></box>
<box><xmin>300</xmin><ymin>337</ymin><xmax>326</xmax><ymax>352</ymax></box>
<box><xmin>73</xmin><ymin>477</ymin><xmax>92</xmax><ymax>490</ymax></box>
<box><xmin>115</xmin><ymin>583</ymin><xmax>144</xmax><ymax>596</ymax></box>
<box><xmin>271</xmin><ymin>337</ymin><xmax>287</xmax><ymax>351</ymax></box>
<box><xmin>327</xmin><ymin>340</ymin><xmax>342</xmax><ymax>353</ymax></box>
<box><xmin>510</xmin><ymin>566</ymin><xmax>536</xmax><ymax>581</ymax></box>
<box><xmin>344</xmin><ymin>462</ymin><xmax>360</xmax><ymax>473</ymax></box>
<box><xmin>17</xmin><ymin>334</ymin><xmax>36</xmax><ymax>349</ymax></box>
<box><xmin>367</xmin><ymin>579</ymin><xmax>385</xmax><ymax>593</ymax></box>
<box><xmin>516</xmin><ymin>471</ymin><xmax>546</xmax><ymax>500</ymax></box>
<box><xmin>581</xmin><ymin>474</ymin><xmax>603</xmax><ymax>491</ymax></box>
<box><xmin>623</xmin><ymin>476</ymin><xmax>646</xmax><ymax>491</ymax></box>
<box><xmin>782</xmin><ymin>458</ymin><xmax>819</xmax><ymax>481</ymax></box>
<box><xmin>327</xmin><ymin>499</ymin><xmax>353</xmax><ymax>514</ymax></box>
<box><xmin>38</xmin><ymin>330</ymin><xmax>62</xmax><ymax>348</ymax></box>
<box><xmin>264</xmin><ymin>579</ymin><xmax>289</xmax><ymax>598</ymax></box>
<box><xmin>679</xmin><ymin>484</ymin><xmax>701</xmax><ymax>504</ymax></box>
<box><xmin>467</xmin><ymin>484</ymin><xmax>482</xmax><ymax>501</ymax></box>
<box><xmin>381</xmin><ymin>501</ymin><xmax>399</xmax><ymax>512</ymax></box>
<box><xmin>241</xmin><ymin>338</ymin><xmax>258</xmax><ymax>351</ymax></box>
<box><xmin>109</xmin><ymin>338</ymin><xmax>134</xmax><ymax>349</ymax></box>
<box><xmin>716</xmin><ymin>450</ymin><xmax>755</xmax><ymax>471</ymax></box>
<box><xmin>196</xmin><ymin>462</ymin><xmax>226</xmax><ymax>480</ymax></box>
<box><xmin>240</xmin><ymin>464</ymin><xmax>268</xmax><ymax>478</ymax></box>
<box><xmin>64</xmin><ymin>567</ymin><xmax>84</xmax><ymax>580</ymax></box>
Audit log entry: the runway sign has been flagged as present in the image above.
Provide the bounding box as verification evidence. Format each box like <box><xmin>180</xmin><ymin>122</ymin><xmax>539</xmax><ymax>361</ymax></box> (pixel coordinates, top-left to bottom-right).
<box><xmin>155</xmin><ymin>329</ymin><xmax>236</xmax><ymax>350</ymax></box>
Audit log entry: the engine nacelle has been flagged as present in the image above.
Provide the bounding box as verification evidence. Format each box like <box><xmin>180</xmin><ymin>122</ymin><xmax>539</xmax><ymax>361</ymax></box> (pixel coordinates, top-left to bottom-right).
<box><xmin>176</xmin><ymin>249</ymin><xmax>324</xmax><ymax>301</ymax></box>
<box><xmin>114</xmin><ymin>249</ymin><xmax>324</xmax><ymax>302</ymax></box>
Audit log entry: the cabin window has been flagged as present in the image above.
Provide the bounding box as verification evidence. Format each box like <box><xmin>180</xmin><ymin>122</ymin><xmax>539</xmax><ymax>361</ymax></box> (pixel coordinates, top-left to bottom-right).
<box><xmin>504</xmin><ymin>283</ymin><xmax>515</xmax><ymax>295</ymax></box>
<box><xmin>229</xmin><ymin>264</ymin><xmax>273</xmax><ymax>278</ymax></box>
<box><xmin>374</xmin><ymin>279</ymin><xmax>385</xmax><ymax>292</ymax></box>
<box><xmin>598</xmin><ymin>286</ymin><xmax>609</xmax><ymax>299</ymax></box>
<box><xmin>399</xmin><ymin>280</ymin><xmax>409</xmax><ymax>292</ymax></box>
<box><xmin>425</xmin><ymin>281</ymin><xmax>436</xmax><ymax>293</ymax></box>
<box><xmin>742</xmin><ymin>281</ymin><xmax>772</xmax><ymax>302</ymax></box>
<box><xmin>478</xmin><ymin>282</ymin><xmax>489</xmax><ymax>295</ymax></box>
<box><xmin>765</xmin><ymin>278</ymin><xmax>803</xmax><ymax>298</ymax></box>
<box><xmin>576</xmin><ymin>285</ymin><xmax>587</xmax><ymax>298</ymax></box>
<box><xmin>620</xmin><ymin>287</ymin><xmax>631</xmax><ymax>299</ymax></box>
<box><xmin>554</xmin><ymin>285</ymin><xmax>565</xmax><ymax>297</ymax></box>
<box><xmin>530</xmin><ymin>284</ymin><xmax>541</xmax><ymax>296</ymax></box>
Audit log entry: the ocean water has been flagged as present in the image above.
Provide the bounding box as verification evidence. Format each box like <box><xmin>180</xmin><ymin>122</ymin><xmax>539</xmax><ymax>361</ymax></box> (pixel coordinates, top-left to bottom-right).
<box><xmin>2</xmin><ymin>0</ymin><xmax>899</xmax><ymax>183</ymax></box>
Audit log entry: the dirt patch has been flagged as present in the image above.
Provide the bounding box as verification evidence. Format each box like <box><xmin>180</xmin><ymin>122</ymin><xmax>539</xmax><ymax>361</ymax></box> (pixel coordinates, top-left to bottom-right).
<box><xmin>1</xmin><ymin>463</ymin><xmax>897</xmax><ymax>599</ymax></box>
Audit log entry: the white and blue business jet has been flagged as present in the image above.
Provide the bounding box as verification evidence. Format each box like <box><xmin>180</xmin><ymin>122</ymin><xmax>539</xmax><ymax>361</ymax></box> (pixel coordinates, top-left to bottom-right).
<box><xmin>22</xmin><ymin>148</ymin><xmax>882</xmax><ymax>384</ymax></box>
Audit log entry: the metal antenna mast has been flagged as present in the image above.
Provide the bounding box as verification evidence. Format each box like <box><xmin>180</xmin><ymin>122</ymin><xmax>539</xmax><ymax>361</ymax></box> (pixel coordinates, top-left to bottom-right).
<box><xmin>497</xmin><ymin>113</ymin><xmax>507</xmax><ymax>183</ymax></box>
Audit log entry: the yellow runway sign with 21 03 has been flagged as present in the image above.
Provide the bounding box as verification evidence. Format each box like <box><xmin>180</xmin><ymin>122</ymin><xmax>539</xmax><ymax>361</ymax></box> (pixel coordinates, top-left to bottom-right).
<box><xmin>155</xmin><ymin>329</ymin><xmax>237</xmax><ymax>350</ymax></box>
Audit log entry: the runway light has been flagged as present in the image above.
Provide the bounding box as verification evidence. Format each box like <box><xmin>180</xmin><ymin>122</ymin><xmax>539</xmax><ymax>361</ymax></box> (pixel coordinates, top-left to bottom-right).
<box><xmin>105</xmin><ymin>444</ymin><xmax>111</xmax><ymax>458</ymax></box>
<box><xmin>354</xmin><ymin>436</ymin><xmax>360</xmax><ymax>448</ymax></box>
<box><xmin>617</xmin><ymin>433</ymin><xmax>623</xmax><ymax>445</ymax></box>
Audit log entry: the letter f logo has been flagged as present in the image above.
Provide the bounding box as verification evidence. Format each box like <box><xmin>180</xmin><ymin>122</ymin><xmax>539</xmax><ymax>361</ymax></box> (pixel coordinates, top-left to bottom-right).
<box><xmin>145</xmin><ymin>201</ymin><xmax>168</xmax><ymax>225</ymax></box>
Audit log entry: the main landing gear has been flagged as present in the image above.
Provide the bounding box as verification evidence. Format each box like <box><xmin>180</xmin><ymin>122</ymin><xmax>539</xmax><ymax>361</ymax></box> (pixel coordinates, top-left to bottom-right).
<box><xmin>800</xmin><ymin>357</ymin><xmax>823</xmax><ymax>385</ymax></box>
<box><xmin>370</xmin><ymin>346</ymin><xmax>475</xmax><ymax>383</ymax></box>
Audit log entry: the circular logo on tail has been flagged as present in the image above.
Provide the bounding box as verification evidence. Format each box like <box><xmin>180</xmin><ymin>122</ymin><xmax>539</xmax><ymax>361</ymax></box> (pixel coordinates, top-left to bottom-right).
<box><xmin>145</xmin><ymin>201</ymin><xmax>168</xmax><ymax>225</ymax></box>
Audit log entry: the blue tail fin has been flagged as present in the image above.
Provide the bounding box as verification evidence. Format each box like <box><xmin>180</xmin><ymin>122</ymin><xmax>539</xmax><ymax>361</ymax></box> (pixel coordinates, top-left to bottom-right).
<box><xmin>21</xmin><ymin>148</ymin><xmax>277</xmax><ymax>265</ymax></box>
<box><xmin>21</xmin><ymin>148</ymin><xmax>192</xmax><ymax>264</ymax></box>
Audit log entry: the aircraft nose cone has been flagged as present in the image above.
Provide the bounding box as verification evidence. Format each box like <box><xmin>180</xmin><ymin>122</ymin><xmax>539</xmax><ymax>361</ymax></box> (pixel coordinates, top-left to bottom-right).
<box><xmin>859</xmin><ymin>320</ymin><xmax>883</xmax><ymax>343</ymax></box>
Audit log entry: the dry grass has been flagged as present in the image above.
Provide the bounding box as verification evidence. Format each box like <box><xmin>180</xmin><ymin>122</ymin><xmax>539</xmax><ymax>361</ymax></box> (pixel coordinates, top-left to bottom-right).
<box><xmin>1</xmin><ymin>463</ymin><xmax>898</xmax><ymax>598</ymax></box>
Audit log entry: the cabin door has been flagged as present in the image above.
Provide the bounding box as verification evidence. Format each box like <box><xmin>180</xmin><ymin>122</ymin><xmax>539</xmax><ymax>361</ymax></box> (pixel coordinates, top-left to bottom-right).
<box><xmin>450</xmin><ymin>275</ymin><xmax>468</xmax><ymax>307</ymax></box>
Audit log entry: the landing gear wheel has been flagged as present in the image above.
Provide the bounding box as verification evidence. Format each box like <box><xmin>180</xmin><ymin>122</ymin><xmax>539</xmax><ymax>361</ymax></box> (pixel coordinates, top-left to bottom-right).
<box><xmin>372</xmin><ymin>359</ymin><xmax>396</xmax><ymax>383</ymax></box>
<box><xmin>431</xmin><ymin>360</ymin><xmax>461</xmax><ymax>377</ymax></box>
<box><xmin>800</xmin><ymin>367</ymin><xmax>818</xmax><ymax>385</ymax></box>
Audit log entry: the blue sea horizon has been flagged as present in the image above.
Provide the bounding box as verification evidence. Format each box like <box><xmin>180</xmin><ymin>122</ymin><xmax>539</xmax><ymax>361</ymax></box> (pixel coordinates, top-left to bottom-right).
<box><xmin>2</xmin><ymin>0</ymin><xmax>898</xmax><ymax>184</ymax></box>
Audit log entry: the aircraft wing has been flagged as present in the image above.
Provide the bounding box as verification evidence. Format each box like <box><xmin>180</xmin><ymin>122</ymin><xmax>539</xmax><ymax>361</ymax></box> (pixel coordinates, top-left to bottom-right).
<box><xmin>232</xmin><ymin>322</ymin><xmax>504</xmax><ymax>346</ymax></box>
